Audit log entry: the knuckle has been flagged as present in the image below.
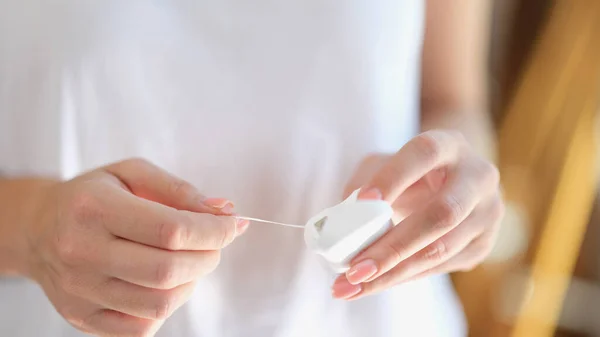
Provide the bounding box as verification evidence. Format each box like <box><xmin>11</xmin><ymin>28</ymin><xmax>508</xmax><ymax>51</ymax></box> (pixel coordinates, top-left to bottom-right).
<box><xmin>413</xmin><ymin>132</ymin><xmax>443</xmax><ymax>165</ymax></box>
<box><xmin>169</xmin><ymin>179</ymin><xmax>196</xmax><ymax>199</ymax></box>
<box><xmin>216</xmin><ymin>218</ymin><xmax>236</xmax><ymax>248</ymax></box>
<box><xmin>158</xmin><ymin>220</ymin><xmax>188</xmax><ymax>251</ymax></box>
<box><xmin>423</xmin><ymin>239</ymin><xmax>449</xmax><ymax>262</ymax></box>
<box><xmin>56</xmin><ymin>233</ymin><xmax>83</xmax><ymax>266</ymax></box>
<box><xmin>475</xmin><ymin>159</ymin><xmax>500</xmax><ymax>188</ymax></box>
<box><xmin>154</xmin><ymin>258</ymin><xmax>179</xmax><ymax>289</ymax></box>
<box><xmin>430</xmin><ymin>195</ymin><xmax>464</xmax><ymax>231</ymax></box>
<box><xmin>377</xmin><ymin>162</ymin><xmax>402</xmax><ymax>185</ymax></box>
<box><xmin>69</xmin><ymin>190</ymin><xmax>100</xmax><ymax>225</ymax></box>
<box><xmin>153</xmin><ymin>293</ymin><xmax>176</xmax><ymax>320</ymax></box>
<box><xmin>205</xmin><ymin>251</ymin><xmax>222</xmax><ymax>274</ymax></box>
<box><xmin>63</xmin><ymin>309</ymin><xmax>99</xmax><ymax>335</ymax></box>
<box><xmin>382</xmin><ymin>239</ymin><xmax>407</xmax><ymax>265</ymax></box>
<box><xmin>79</xmin><ymin>311</ymin><xmax>100</xmax><ymax>333</ymax></box>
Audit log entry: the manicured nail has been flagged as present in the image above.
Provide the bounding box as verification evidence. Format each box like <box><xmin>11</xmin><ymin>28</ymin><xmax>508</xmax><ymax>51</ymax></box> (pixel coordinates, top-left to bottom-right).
<box><xmin>236</xmin><ymin>219</ymin><xmax>250</xmax><ymax>235</ymax></box>
<box><xmin>203</xmin><ymin>198</ymin><xmax>235</xmax><ymax>214</ymax></box>
<box><xmin>332</xmin><ymin>277</ymin><xmax>362</xmax><ymax>299</ymax></box>
<box><xmin>221</xmin><ymin>203</ymin><xmax>234</xmax><ymax>214</ymax></box>
<box><xmin>203</xmin><ymin>198</ymin><xmax>232</xmax><ymax>208</ymax></box>
<box><xmin>358</xmin><ymin>188</ymin><xmax>382</xmax><ymax>200</ymax></box>
<box><xmin>346</xmin><ymin>259</ymin><xmax>378</xmax><ymax>285</ymax></box>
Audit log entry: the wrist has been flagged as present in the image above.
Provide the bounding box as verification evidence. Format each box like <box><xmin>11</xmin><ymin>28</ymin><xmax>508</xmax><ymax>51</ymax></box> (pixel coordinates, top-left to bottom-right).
<box><xmin>420</xmin><ymin>108</ymin><xmax>498</xmax><ymax>164</ymax></box>
<box><xmin>0</xmin><ymin>178</ymin><xmax>58</xmax><ymax>278</ymax></box>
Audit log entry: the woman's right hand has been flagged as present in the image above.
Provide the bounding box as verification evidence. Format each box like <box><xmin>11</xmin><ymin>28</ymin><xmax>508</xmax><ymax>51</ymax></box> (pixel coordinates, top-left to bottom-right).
<box><xmin>24</xmin><ymin>158</ymin><xmax>248</xmax><ymax>337</ymax></box>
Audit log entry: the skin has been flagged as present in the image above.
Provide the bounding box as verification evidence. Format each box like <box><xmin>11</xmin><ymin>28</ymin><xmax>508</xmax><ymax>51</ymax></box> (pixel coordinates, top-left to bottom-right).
<box><xmin>0</xmin><ymin>159</ymin><xmax>249</xmax><ymax>336</ymax></box>
<box><xmin>331</xmin><ymin>0</ymin><xmax>504</xmax><ymax>300</ymax></box>
<box><xmin>0</xmin><ymin>0</ymin><xmax>503</xmax><ymax>335</ymax></box>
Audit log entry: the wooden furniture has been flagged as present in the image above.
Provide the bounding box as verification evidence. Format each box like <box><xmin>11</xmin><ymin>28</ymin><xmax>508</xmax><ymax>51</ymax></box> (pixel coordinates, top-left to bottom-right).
<box><xmin>452</xmin><ymin>1</ymin><xmax>600</xmax><ymax>336</ymax></box>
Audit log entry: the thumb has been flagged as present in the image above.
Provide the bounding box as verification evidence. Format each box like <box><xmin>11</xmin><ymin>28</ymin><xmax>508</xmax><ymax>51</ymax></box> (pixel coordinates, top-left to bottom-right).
<box><xmin>103</xmin><ymin>158</ymin><xmax>233</xmax><ymax>214</ymax></box>
<box><xmin>343</xmin><ymin>154</ymin><xmax>389</xmax><ymax>199</ymax></box>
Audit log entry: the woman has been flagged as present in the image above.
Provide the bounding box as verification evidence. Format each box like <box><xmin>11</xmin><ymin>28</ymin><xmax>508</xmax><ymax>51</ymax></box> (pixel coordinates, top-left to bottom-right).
<box><xmin>0</xmin><ymin>1</ymin><xmax>503</xmax><ymax>336</ymax></box>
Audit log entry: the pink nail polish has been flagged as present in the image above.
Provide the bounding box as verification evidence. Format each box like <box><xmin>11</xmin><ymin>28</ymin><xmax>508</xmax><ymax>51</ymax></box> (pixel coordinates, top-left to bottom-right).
<box><xmin>203</xmin><ymin>198</ymin><xmax>236</xmax><ymax>215</ymax></box>
<box><xmin>203</xmin><ymin>198</ymin><xmax>233</xmax><ymax>208</ymax></box>
<box><xmin>236</xmin><ymin>219</ymin><xmax>250</xmax><ymax>234</ymax></box>
<box><xmin>358</xmin><ymin>188</ymin><xmax>382</xmax><ymax>200</ymax></box>
<box><xmin>332</xmin><ymin>278</ymin><xmax>362</xmax><ymax>299</ymax></box>
<box><xmin>346</xmin><ymin>259</ymin><xmax>378</xmax><ymax>284</ymax></box>
<box><xmin>221</xmin><ymin>203</ymin><xmax>234</xmax><ymax>214</ymax></box>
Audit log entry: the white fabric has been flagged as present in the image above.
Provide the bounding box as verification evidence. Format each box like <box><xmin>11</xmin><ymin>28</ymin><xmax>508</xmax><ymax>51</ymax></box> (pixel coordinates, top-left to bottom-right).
<box><xmin>0</xmin><ymin>1</ymin><xmax>467</xmax><ymax>336</ymax></box>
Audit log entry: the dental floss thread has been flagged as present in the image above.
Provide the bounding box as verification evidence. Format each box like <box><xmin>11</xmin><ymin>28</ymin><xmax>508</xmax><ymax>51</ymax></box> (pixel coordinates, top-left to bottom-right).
<box><xmin>235</xmin><ymin>190</ymin><xmax>364</xmax><ymax>230</ymax></box>
<box><xmin>235</xmin><ymin>216</ymin><xmax>305</xmax><ymax>229</ymax></box>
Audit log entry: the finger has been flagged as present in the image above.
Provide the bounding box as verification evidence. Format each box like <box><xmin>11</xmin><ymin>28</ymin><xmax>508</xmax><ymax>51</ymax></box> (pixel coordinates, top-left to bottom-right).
<box><xmin>44</xmin><ymin>267</ymin><xmax>162</xmax><ymax>335</ymax></box>
<box><xmin>98</xmin><ymin>186</ymin><xmax>240</xmax><ymax>250</ymax></box>
<box><xmin>79</xmin><ymin>308</ymin><xmax>160</xmax><ymax>337</ymax></box>
<box><xmin>347</xmin><ymin>156</ymin><xmax>496</xmax><ymax>284</ymax></box>
<box><xmin>353</xmin><ymin>196</ymin><xmax>502</xmax><ymax>289</ymax></box>
<box><xmin>331</xmin><ymin>276</ymin><xmax>363</xmax><ymax>300</ymax></box>
<box><xmin>104</xmin><ymin>158</ymin><xmax>234</xmax><ymax>215</ymax></box>
<box><xmin>102</xmin><ymin>238</ymin><xmax>221</xmax><ymax>289</ymax></box>
<box><xmin>389</xmin><ymin>177</ymin><xmax>439</xmax><ymax>220</ymax></box>
<box><xmin>88</xmin><ymin>278</ymin><xmax>195</xmax><ymax>320</ymax></box>
<box><xmin>335</xmin><ymin>196</ymin><xmax>504</xmax><ymax>301</ymax></box>
<box><xmin>343</xmin><ymin>154</ymin><xmax>389</xmax><ymax>198</ymax></box>
<box><xmin>332</xmin><ymin>241</ymin><xmax>487</xmax><ymax>301</ymax></box>
<box><xmin>362</xmin><ymin>131</ymin><xmax>464</xmax><ymax>203</ymax></box>
<box><xmin>347</xmin><ymin>213</ymin><xmax>476</xmax><ymax>287</ymax></box>
<box><xmin>46</xmin><ymin>288</ymin><xmax>103</xmax><ymax>335</ymax></box>
<box><xmin>401</xmin><ymin>231</ymin><xmax>500</xmax><ymax>284</ymax></box>
<box><xmin>333</xmin><ymin>213</ymin><xmax>477</xmax><ymax>300</ymax></box>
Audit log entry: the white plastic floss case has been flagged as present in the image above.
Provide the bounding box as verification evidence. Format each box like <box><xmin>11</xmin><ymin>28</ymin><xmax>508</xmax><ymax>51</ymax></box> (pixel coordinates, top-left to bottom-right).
<box><xmin>303</xmin><ymin>189</ymin><xmax>394</xmax><ymax>274</ymax></box>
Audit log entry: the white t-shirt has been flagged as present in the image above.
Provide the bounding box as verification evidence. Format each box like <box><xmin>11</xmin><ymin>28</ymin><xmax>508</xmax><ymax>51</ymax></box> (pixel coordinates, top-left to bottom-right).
<box><xmin>0</xmin><ymin>1</ymin><xmax>467</xmax><ymax>336</ymax></box>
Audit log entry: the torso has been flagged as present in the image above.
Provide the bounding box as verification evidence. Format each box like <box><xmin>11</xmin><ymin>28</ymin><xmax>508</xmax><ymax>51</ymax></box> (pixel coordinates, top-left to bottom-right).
<box><xmin>0</xmin><ymin>1</ymin><xmax>466</xmax><ymax>336</ymax></box>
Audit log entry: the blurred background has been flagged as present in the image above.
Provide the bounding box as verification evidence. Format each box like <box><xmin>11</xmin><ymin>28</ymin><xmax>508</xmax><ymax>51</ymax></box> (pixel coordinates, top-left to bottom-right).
<box><xmin>452</xmin><ymin>0</ymin><xmax>600</xmax><ymax>336</ymax></box>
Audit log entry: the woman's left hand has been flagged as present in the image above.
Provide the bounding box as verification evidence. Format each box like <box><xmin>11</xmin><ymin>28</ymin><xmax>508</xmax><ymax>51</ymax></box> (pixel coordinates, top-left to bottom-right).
<box><xmin>332</xmin><ymin>130</ymin><xmax>504</xmax><ymax>300</ymax></box>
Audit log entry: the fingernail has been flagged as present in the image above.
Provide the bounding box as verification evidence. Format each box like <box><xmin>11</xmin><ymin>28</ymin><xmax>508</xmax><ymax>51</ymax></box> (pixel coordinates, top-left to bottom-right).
<box><xmin>203</xmin><ymin>198</ymin><xmax>235</xmax><ymax>214</ymax></box>
<box><xmin>332</xmin><ymin>277</ymin><xmax>362</xmax><ymax>299</ymax></box>
<box><xmin>221</xmin><ymin>203</ymin><xmax>234</xmax><ymax>214</ymax></box>
<box><xmin>203</xmin><ymin>198</ymin><xmax>233</xmax><ymax>208</ymax></box>
<box><xmin>358</xmin><ymin>188</ymin><xmax>382</xmax><ymax>200</ymax></box>
<box><xmin>236</xmin><ymin>219</ymin><xmax>250</xmax><ymax>235</ymax></box>
<box><xmin>346</xmin><ymin>259</ymin><xmax>378</xmax><ymax>285</ymax></box>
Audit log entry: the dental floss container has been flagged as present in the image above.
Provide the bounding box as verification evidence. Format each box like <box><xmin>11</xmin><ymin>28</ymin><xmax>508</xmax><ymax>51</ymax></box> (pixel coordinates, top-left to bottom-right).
<box><xmin>303</xmin><ymin>189</ymin><xmax>394</xmax><ymax>274</ymax></box>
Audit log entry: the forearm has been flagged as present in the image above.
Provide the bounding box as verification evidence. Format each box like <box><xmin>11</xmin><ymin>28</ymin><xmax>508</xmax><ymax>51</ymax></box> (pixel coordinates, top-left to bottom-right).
<box><xmin>0</xmin><ymin>178</ymin><xmax>58</xmax><ymax>277</ymax></box>
<box><xmin>419</xmin><ymin>0</ymin><xmax>495</xmax><ymax>162</ymax></box>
